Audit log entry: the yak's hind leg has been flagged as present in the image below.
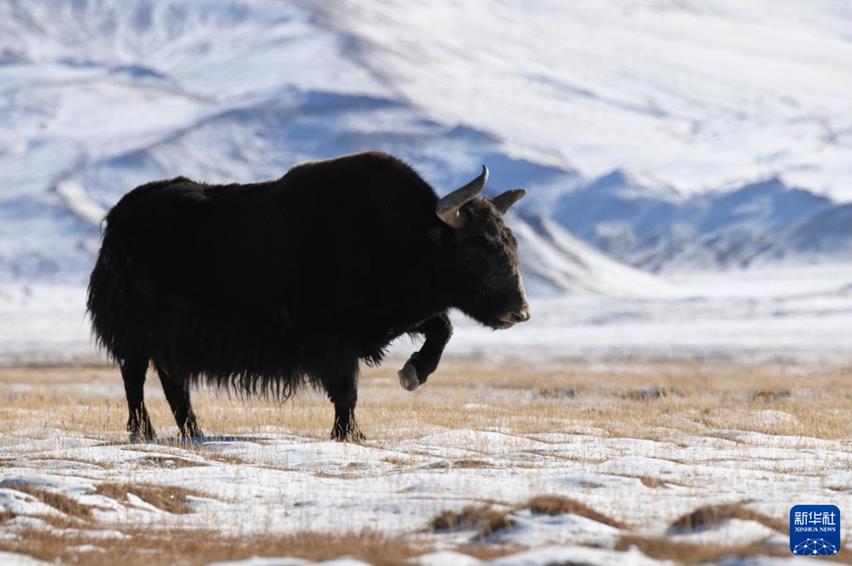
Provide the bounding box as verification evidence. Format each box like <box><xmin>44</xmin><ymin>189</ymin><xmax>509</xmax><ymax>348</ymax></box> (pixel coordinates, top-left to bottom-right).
<box><xmin>120</xmin><ymin>353</ymin><xmax>156</xmax><ymax>442</ymax></box>
<box><xmin>154</xmin><ymin>363</ymin><xmax>203</xmax><ymax>439</ymax></box>
<box><xmin>327</xmin><ymin>378</ymin><xmax>364</xmax><ymax>442</ymax></box>
<box><xmin>314</xmin><ymin>342</ymin><xmax>364</xmax><ymax>442</ymax></box>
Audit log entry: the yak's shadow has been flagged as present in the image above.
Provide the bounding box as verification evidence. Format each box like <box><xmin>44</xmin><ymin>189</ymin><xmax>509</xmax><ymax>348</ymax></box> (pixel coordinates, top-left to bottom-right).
<box><xmin>94</xmin><ymin>434</ymin><xmax>286</xmax><ymax>448</ymax></box>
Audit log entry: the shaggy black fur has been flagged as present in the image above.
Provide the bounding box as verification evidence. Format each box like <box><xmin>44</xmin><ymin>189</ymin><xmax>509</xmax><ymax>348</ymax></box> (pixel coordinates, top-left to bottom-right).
<box><xmin>87</xmin><ymin>152</ymin><xmax>529</xmax><ymax>441</ymax></box>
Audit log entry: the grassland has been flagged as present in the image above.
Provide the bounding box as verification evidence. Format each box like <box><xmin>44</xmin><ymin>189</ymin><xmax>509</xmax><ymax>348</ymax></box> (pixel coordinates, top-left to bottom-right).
<box><xmin>0</xmin><ymin>358</ymin><xmax>849</xmax><ymax>564</ymax></box>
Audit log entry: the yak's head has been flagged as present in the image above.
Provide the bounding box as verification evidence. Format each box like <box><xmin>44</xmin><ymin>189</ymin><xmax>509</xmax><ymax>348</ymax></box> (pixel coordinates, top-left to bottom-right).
<box><xmin>435</xmin><ymin>166</ymin><xmax>531</xmax><ymax>329</ymax></box>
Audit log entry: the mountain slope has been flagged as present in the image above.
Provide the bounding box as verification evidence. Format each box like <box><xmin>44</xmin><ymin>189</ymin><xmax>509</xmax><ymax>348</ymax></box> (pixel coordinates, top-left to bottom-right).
<box><xmin>320</xmin><ymin>0</ymin><xmax>852</xmax><ymax>200</ymax></box>
<box><xmin>552</xmin><ymin>172</ymin><xmax>840</xmax><ymax>271</ymax></box>
<box><xmin>513</xmin><ymin>210</ymin><xmax>670</xmax><ymax>296</ymax></box>
<box><xmin>767</xmin><ymin>203</ymin><xmax>852</xmax><ymax>261</ymax></box>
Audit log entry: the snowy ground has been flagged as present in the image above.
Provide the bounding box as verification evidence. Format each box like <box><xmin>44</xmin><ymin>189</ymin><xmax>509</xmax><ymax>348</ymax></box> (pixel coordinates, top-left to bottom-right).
<box><xmin>0</xmin><ymin>360</ymin><xmax>849</xmax><ymax>564</ymax></box>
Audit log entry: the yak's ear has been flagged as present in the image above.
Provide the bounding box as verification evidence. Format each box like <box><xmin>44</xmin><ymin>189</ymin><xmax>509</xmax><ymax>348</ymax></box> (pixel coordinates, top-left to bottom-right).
<box><xmin>427</xmin><ymin>226</ymin><xmax>445</xmax><ymax>246</ymax></box>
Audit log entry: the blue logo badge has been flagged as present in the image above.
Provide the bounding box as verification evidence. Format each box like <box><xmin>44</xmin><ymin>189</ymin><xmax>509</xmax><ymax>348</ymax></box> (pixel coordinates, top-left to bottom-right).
<box><xmin>790</xmin><ymin>504</ymin><xmax>841</xmax><ymax>556</ymax></box>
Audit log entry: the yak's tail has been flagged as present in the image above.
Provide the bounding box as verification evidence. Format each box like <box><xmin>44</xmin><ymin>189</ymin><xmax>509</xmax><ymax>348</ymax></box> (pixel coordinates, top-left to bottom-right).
<box><xmin>86</xmin><ymin>178</ymin><xmax>183</xmax><ymax>362</ymax></box>
<box><xmin>86</xmin><ymin>219</ymin><xmax>150</xmax><ymax>363</ymax></box>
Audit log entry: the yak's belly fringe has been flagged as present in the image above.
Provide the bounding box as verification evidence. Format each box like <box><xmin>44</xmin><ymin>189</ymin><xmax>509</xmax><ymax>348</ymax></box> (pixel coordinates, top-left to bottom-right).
<box><xmin>149</xmin><ymin>314</ymin><xmax>308</xmax><ymax>397</ymax></box>
<box><xmin>186</xmin><ymin>369</ymin><xmax>319</xmax><ymax>401</ymax></box>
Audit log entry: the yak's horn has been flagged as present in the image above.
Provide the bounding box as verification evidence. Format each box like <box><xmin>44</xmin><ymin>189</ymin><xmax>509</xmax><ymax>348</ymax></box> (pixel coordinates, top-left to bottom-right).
<box><xmin>436</xmin><ymin>165</ymin><xmax>488</xmax><ymax>228</ymax></box>
<box><xmin>491</xmin><ymin>188</ymin><xmax>526</xmax><ymax>214</ymax></box>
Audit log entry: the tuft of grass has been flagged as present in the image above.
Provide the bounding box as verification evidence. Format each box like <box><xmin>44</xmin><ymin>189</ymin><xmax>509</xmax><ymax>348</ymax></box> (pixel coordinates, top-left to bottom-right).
<box><xmin>135</xmin><ymin>455</ymin><xmax>208</xmax><ymax>469</ymax></box>
<box><xmin>525</xmin><ymin>495</ymin><xmax>626</xmax><ymax>529</ymax></box>
<box><xmin>535</xmin><ymin>386</ymin><xmax>576</xmax><ymax>400</ymax></box>
<box><xmin>622</xmin><ymin>386</ymin><xmax>675</xmax><ymax>401</ymax></box>
<box><xmin>640</xmin><ymin>476</ymin><xmax>666</xmax><ymax>488</ymax></box>
<box><xmin>667</xmin><ymin>503</ymin><xmax>787</xmax><ymax>534</ymax></box>
<box><xmin>430</xmin><ymin>505</ymin><xmax>515</xmax><ymax>537</ymax></box>
<box><xmin>751</xmin><ymin>389</ymin><xmax>791</xmax><ymax>403</ymax></box>
<box><xmin>95</xmin><ymin>483</ymin><xmax>204</xmax><ymax>514</ymax></box>
<box><xmin>452</xmin><ymin>459</ymin><xmax>493</xmax><ymax>469</ymax></box>
<box><xmin>8</xmin><ymin>484</ymin><xmax>93</xmax><ymax>519</ymax></box>
<box><xmin>429</xmin><ymin>495</ymin><xmax>627</xmax><ymax>539</ymax></box>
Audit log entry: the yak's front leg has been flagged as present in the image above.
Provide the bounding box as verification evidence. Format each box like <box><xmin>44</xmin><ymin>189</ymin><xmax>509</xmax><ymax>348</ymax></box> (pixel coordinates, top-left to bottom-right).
<box><xmin>398</xmin><ymin>312</ymin><xmax>453</xmax><ymax>391</ymax></box>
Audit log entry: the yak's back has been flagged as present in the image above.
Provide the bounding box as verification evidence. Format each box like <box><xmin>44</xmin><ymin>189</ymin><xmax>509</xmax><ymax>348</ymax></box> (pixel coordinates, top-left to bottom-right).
<box><xmin>105</xmin><ymin>153</ymin><xmax>439</xmax><ymax>303</ymax></box>
<box><xmin>105</xmin><ymin>175</ymin><xmax>298</xmax><ymax>315</ymax></box>
<box><xmin>88</xmin><ymin>152</ymin><xmax>442</xmax><ymax>374</ymax></box>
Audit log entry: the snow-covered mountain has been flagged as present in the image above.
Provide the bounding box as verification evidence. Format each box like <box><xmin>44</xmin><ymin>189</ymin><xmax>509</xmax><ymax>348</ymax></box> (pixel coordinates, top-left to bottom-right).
<box><xmin>1</xmin><ymin>0</ymin><xmax>850</xmax><ymax>293</ymax></box>
<box><xmin>319</xmin><ymin>0</ymin><xmax>852</xmax><ymax>200</ymax></box>
<box><xmin>552</xmin><ymin>172</ymin><xmax>845</xmax><ymax>271</ymax></box>
<box><xmin>767</xmin><ymin>202</ymin><xmax>852</xmax><ymax>261</ymax></box>
<box><xmin>513</xmin><ymin>210</ymin><xmax>670</xmax><ymax>296</ymax></box>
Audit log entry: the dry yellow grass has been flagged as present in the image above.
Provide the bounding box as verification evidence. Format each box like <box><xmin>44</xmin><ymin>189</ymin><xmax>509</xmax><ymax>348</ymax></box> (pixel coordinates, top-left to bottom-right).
<box><xmin>95</xmin><ymin>483</ymin><xmax>204</xmax><ymax>514</ymax></box>
<box><xmin>525</xmin><ymin>495</ymin><xmax>627</xmax><ymax>529</ymax></box>
<box><xmin>0</xmin><ymin>526</ymin><xmax>426</xmax><ymax>566</ymax></box>
<box><xmin>667</xmin><ymin>502</ymin><xmax>787</xmax><ymax>535</ymax></box>
<box><xmin>640</xmin><ymin>476</ymin><xmax>667</xmax><ymax>488</ymax></box>
<box><xmin>0</xmin><ymin>358</ymin><xmax>849</xmax><ymax>442</ymax></box>
<box><xmin>430</xmin><ymin>504</ymin><xmax>516</xmax><ymax>538</ymax></box>
<box><xmin>4</xmin><ymin>483</ymin><xmax>93</xmax><ymax>519</ymax></box>
<box><xmin>429</xmin><ymin>495</ymin><xmax>627</xmax><ymax>539</ymax></box>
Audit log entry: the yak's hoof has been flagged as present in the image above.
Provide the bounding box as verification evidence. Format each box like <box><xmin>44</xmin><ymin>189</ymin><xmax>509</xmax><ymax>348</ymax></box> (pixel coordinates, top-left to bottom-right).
<box><xmin>128</xmin><ymin>429</ymin><xmax>157</xmax><ymax>444</ymax></box>
<box><xmin>398</xmin><ymin>361</ymin><xmax>420</xmax><ymax>391</ymax></box>
<box><xmin>179</xmin><ymin>427</ymin><xmax>204</xmax><ymax>442</ymax></box>
<box><xmin>128</xmin><ymin>412</ymin><xmax>156</xmax><ymax>443</ymax></box>
<box><xmin>331</xmin><ymin>425</ymin><xmax>366</xmax><ymax>443</ymax></box>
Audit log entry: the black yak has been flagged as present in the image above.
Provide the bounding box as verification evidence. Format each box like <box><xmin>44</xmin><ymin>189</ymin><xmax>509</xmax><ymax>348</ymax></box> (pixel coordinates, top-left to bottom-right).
<box><xmin>87</xmin><ymin>151</ymin><xmax>530</xmax><ymax>441</ymax></box>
